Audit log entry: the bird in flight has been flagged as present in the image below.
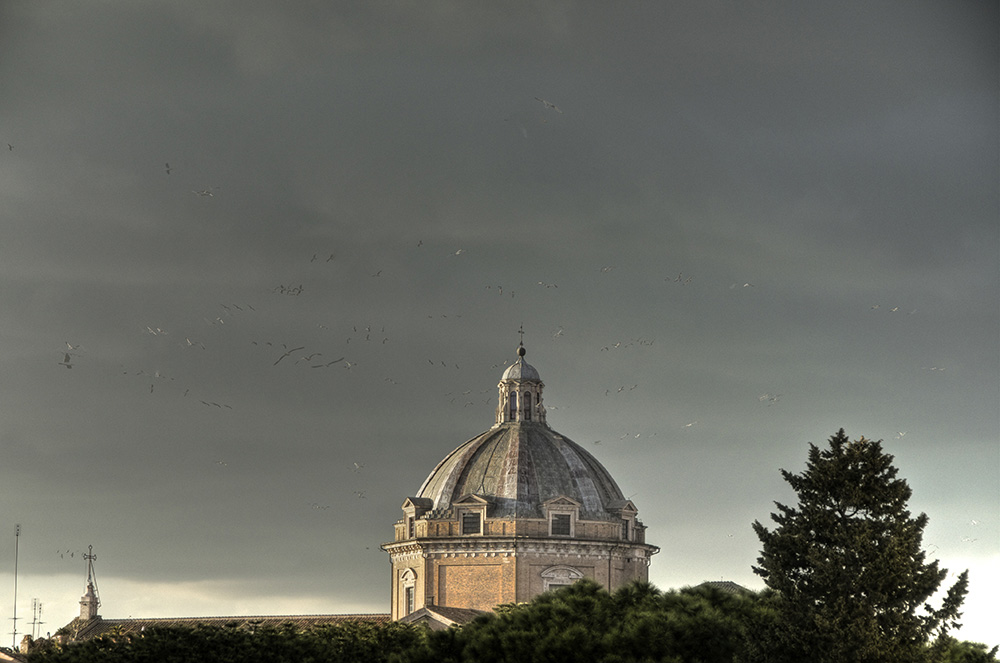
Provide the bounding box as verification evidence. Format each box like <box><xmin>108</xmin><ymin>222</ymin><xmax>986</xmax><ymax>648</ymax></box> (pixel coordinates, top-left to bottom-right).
<box><xmin>165</xmin><ymin>163</ymin><xmax>171</xmax><ymax>175</ymax></box>
<box><xmin>534</xmin><ymin>97</ymin><xmax>563</xmax><ymax>113</ymax></box>
<box><xmin>296</xmin><ymin>352</ymin><xmax>322</xmax><ymax>364</ymax></box>
<box><xmin>311</xmin><ymin>357</ymin><xmax>345</xmax><ymax>368</ymax></box>
<box><xmin>59</xmin><ymin>353</ymin><xmax>73</xmax><ymax>369</ymax></box>
<box><xmin>273</xmin><ymin>346</ymin><xmax>306</xmax><ymax>365</ymax></box>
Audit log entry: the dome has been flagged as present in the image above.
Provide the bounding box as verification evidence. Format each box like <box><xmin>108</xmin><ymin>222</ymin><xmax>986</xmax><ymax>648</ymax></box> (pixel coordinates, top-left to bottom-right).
<box><xmin>386</xmin><ymin>341</ymin><xmax>658</xmax><ymax>621</ymax></box>
<box><xmin>416</xmin><ymin>423</ymin><xmax>627</xmax><ymax>521</ymax></box>
<box><xmin>501</xmin><ymin>343</ymin><xmax>541</xmax><ymax>382</ymax></box>
<box><xmin>501</xmin><ymin>358</ymin><xmax>540</xmax><ymax>381</ymax></box>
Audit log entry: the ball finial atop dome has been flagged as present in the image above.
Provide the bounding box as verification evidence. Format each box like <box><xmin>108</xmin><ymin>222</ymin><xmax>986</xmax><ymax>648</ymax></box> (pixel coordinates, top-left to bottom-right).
<box><xmin>517</xmin><ymin>343</ymin><xmax>526</xmax><ymax>358</ymax></box>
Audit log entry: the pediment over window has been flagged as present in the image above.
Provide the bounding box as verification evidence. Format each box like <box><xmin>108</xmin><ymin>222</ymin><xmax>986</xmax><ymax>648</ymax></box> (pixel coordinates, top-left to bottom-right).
<box><xmin>606</xmin><ymin>499</ymin><xmax>638</xmax><ymax>516</ymax></box>
<box><xmin>543</xmin><ymin>496</ymin><xmax>579</xmax><ymax>537</ymax></box>
<box><xmin>541</xmin><ymin>565</ymin><xmax>584</xmax><ymax>591</ymax></box>
<box><xmin>541</xmin><ymin>495</ymin><xmax>581</xmax><ymax>509</ymax></box>
<box><xmin>401</xmin><ymin>497</ymin><xmax>434</xmax><ymax>534</ymax></box>
<box><xmin>454</xmin><ymin>495</ymin><xmax>489</xmax><ymax>535</ymax></box>
<box><xmin>402</xmin><ymin>497</ymin><xmax>434</xmax><ymax>512</ymax></box>
<box><xmin>453</xmin><ymin>494</ymin><xmax>491</xmax><ymax>507</ymax></box>
<box><xmin>541</xmin><ymin>565</ymin><xmax>584</xmax><ymax>581</ymax></box>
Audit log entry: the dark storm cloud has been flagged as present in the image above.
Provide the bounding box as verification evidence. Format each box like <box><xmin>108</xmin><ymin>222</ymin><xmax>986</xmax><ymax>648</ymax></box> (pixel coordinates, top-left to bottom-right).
<box><xmin>0</xmin><ymin>0</ymin><xmax>996</xmax><ymax>647</ymax></box>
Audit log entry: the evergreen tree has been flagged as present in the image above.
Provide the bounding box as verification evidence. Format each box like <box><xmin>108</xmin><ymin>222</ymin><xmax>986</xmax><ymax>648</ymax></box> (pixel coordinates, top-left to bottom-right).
<box><xmin>752</xmin><ymin>429</ymin><xmax>968</xmax><ymax>663</ymax></box>
<box><xmin>932</xmin><ymin>636</ymin><xmax>999</xmax><ymax>663</ymax></box>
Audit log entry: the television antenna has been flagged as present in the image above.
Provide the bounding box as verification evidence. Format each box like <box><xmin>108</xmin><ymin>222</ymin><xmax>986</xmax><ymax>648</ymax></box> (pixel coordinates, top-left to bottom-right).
<box><xmin>29</xmin><ymin>599</ymin><xmax>44</xmax><ymax>639</ymax></box>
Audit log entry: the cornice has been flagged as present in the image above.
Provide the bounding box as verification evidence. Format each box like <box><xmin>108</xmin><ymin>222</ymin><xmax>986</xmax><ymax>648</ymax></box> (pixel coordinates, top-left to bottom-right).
<box><xmin>383</xmin><ymin>535</ymin><xmax>658</xmax><ymax>562</ymax></box>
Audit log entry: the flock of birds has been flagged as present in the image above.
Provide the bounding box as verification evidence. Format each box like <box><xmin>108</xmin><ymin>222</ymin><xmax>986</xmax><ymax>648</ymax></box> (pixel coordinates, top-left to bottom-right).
<box><xmin>30</xmin><ymin>89</ymin><xmax>970</xmax><ymax>577</ymax></box>
<box><xmin>53</xmin><ymin>231</ymin><xmax>936</xmax><ymax>449</ymax></box>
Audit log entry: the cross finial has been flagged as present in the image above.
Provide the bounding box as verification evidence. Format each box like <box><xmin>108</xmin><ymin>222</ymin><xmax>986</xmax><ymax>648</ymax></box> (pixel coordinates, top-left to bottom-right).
<box><xmin>518</xmin><ymin>324</ymin><xmax>524</xmax><ymax>345</ymax></box>
<box><xmin>84</xmin><ymin>545</ymin><xmax>97</xmax><ymax>584</ymax></box>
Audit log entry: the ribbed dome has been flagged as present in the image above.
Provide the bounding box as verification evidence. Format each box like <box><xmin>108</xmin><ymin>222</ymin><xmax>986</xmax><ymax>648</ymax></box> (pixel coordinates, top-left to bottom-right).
<box><xmin>416</xmin><ymin>422</ymin><xmax>627</xmax><ymax>521</ymax></box>
<box><xmin>501</xmin><ymin>357</ymin><xmax>540</xmax><ymax>381</ymax></box>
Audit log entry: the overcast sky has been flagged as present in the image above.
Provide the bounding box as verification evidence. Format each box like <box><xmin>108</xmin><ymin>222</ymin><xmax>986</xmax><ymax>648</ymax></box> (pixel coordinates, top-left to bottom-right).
<box><xmin>1</xmin><ymin>0</ymin><xmax>997</xmax><ymax>648</ymax></box>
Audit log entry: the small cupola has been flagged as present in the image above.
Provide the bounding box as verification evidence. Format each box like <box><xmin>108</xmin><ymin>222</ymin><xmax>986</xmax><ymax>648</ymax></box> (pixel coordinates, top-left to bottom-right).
<box><xmin>495</xmin><ymin>342</ymin><xmax>546</xmax><ymax>425</ymax></box>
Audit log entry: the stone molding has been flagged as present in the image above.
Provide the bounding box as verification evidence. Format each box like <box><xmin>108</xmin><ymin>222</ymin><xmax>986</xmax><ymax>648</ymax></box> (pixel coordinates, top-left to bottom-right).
<box><xmin>384</xmin><ymin>535</ymin><xmax>657</xmax><ymax>565</ymax></box>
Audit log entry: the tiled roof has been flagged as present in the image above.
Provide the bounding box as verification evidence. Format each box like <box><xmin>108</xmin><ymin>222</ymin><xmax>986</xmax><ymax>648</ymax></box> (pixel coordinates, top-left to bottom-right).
<box><xmin>698</xmin><ymin>580</ymin><xmax>752</xmax><ymax>595</ymax></box>
<box><xmin>423</xmin><ymin>605</ymin><xmax>488</xmax><ymax>624</ymax></box>
<box><xmin>397</xmin><ymin>605</ymin><xmax>488</xmax><ymax>630</ymax></box>
<box><xmin>0</xmin><ymin>647</ymin><xmax>29</xmax><ymax>662</ymax></box>
<box><xmin>64</xmin><ymin>613</ymin><xmax>391</xmax><ymax>640</ymax></box>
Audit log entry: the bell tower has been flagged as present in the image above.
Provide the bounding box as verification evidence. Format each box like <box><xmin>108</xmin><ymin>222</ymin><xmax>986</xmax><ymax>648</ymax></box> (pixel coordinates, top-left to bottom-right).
<box><xmin>78</xmin><ymin>546</ymin><xmax>100</xmax><ymax>621</ymax></box>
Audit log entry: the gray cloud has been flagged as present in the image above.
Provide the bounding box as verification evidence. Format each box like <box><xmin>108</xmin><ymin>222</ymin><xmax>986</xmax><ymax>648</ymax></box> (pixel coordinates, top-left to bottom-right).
<box><xmin>0</xmin><ymin>0</ymin><xmax>996</xmax><ymax>647</ymax></box>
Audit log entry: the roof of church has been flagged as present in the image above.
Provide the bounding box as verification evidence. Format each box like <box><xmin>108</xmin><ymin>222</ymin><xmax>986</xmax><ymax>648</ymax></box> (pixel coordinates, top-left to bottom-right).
<box><xmin>397</xmin><ymin>605</ymin><xmax>488</xmax><ymax>630</ymax></box>
<box><xmin>417</xmin><ymin>345</ymin><xmax>629</xmax><ymax>521</ymax></box>
<box><xmin>60</xmin><ymin>614</ymin><xmax>391</xmax><ymax>640</ymax></box>
<box><xmin>418</xmin><ymin>423</ymin><xmax>627</xmax><ymax>520</ymax></box>
<box><xmin>698</xmin><ymin>580</ymin><xmax>752</xmax><ymax>595</ymax></box>
<box><xmin>0</xmin><ymin>647</ymin><xmax>28</xmax><ymax>662</ymax></box>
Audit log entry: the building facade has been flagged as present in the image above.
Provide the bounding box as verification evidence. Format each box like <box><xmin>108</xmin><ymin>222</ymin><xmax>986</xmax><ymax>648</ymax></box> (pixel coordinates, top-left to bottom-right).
<box><xmin>383</xmin><ymin>343</ymin><xmax>658</xmax><ymax>620</ymax></box>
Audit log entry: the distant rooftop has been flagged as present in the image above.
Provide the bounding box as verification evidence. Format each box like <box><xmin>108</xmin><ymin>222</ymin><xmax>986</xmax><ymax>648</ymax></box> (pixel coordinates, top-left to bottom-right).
<box><xmin>698</xmin><ymin>580</ymin><xmax>752</xmax><ymax>595</ymax></box>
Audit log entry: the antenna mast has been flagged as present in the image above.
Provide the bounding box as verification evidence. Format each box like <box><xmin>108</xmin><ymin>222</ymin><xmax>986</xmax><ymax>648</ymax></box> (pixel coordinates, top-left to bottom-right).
<box><xmin>10</xmin><ymin>524</ymin><xmax>20</xmax><ymax>648</ymax></box>
<box><xmin>29</xmin><ymin>599</ymin><xmax>44</xmax><ymax>639</ymax></box>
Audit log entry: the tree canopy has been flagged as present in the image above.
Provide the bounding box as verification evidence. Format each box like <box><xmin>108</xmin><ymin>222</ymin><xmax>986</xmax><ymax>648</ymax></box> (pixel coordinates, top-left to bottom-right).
<box><xmin>26</xmin><ymin>620</ymin><xmax>420</xmax><ymax>663</ymax></box>
<box><xmin>752</xmin><ymin>428</ymin><xmax>972</xmax><ymax>663</ymax></box>
<box><xmin>406</xmin><ymin>579</ymin><xmax>771</xmax><ymax>663</ymax></box>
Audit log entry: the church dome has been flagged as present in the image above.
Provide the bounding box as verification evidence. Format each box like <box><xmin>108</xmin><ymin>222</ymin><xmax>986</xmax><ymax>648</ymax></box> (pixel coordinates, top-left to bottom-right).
<box><xmin>386</xmin><ymin>340</ymin><xmax>657</xmax><ymax>621</ymax></box>
<box><xmin>416</xmin><ymin>423</ymin><xmax>627</xmax><ymax>521</ymax></box>
<box><xmin>415</xmin><ymin>344</ymin><xmax>628</xmax><ymax>521</ymax></box>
